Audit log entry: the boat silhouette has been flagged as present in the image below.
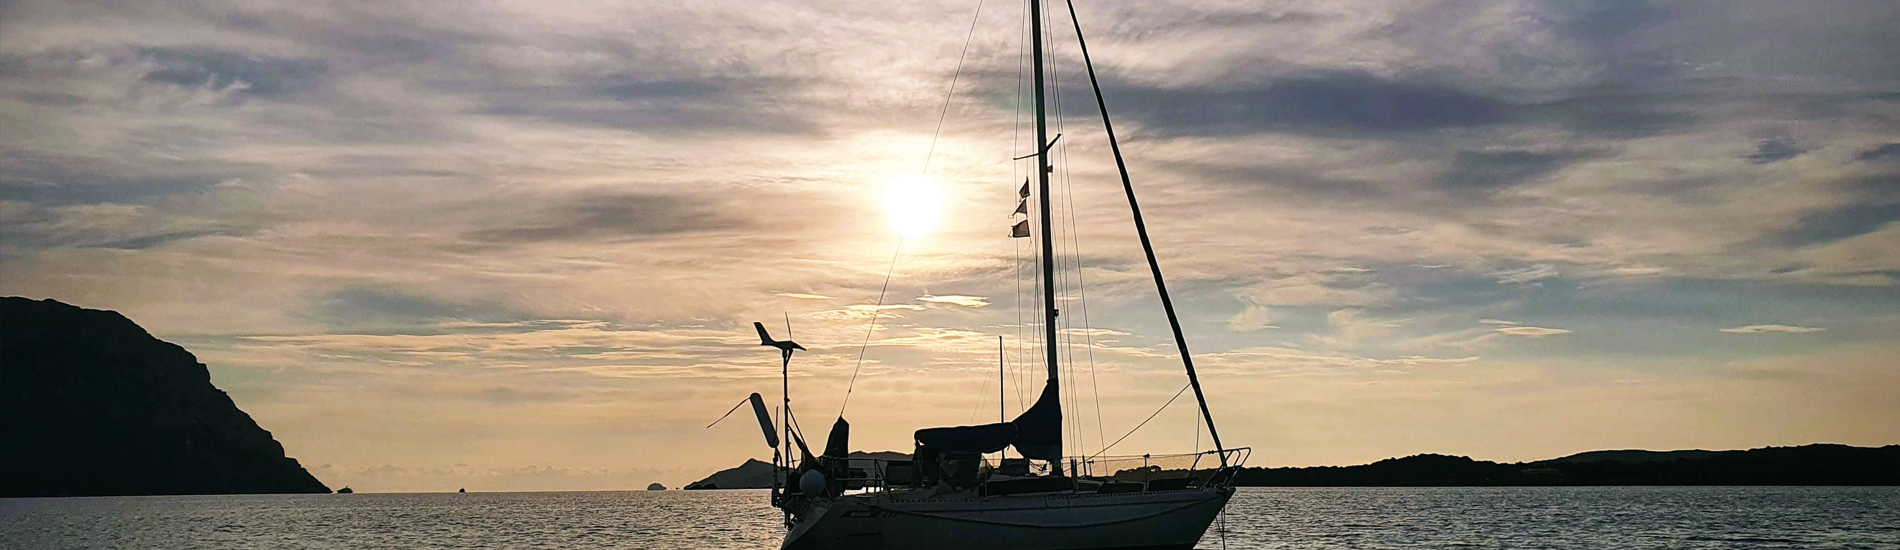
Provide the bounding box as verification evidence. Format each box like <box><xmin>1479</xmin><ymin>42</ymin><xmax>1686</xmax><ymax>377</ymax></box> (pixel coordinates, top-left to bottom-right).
<box><xmin>731</xmin><ymin>1</ymin><xmax>1248</xmax><ymax>548</ymax></box>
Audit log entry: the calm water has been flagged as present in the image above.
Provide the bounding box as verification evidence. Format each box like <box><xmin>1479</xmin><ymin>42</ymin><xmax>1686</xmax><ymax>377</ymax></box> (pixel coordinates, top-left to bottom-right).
<box><xmin>4</xmin><ymin>487</ymin><xmax>1897</xmax><ymax>549</ymax></box>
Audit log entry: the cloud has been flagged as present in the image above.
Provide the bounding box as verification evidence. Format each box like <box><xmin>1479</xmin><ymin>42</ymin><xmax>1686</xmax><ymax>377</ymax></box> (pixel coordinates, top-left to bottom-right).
<box><xmin>808</xmin><ymin>304</ymin><xmax>926</xmax><ymax>321</ymax></box>
<box><xmin>483</xmin><ymin>75</ymin><xmax>820</xmax><ymax>135</ymax></box>
<box><xmin>1322</xmin><ymin>309</ymin><xmax>1403</xmax><ymax>347</ymax></box>
<box><xmin>1769</xmin><ymin>203</ymin><xmax>1900</xmax><ymax>247</ymax></box>
<box><xmin>464</xmin><ymin>193</ymin><xmax>741</xmax><ymax>244</ymax></box>
<box><xmin>1107</xmin><ymin>70</ymin><xmax>1508</xmax><ymax>137</ymax></box>
<box><xmin>1227</xmin><ymin>298</ymin><xmax>1275</xmax><ymax>332</ymax></box>
<box><xmin>1858</xmin><ymin>143</ymin><xmax>1900</xmax><ymax>162</ymax></box>
<box><xmin>776</xmin><ymin>292</ymin><xmax>833</xmax><ymax>300</ymax></box>
<box><xmin>1194</xmin><ymin>346</ymin><xmax>1479</xmax><ymax>375</ymax></box>
<box><xmin>916</xmin><ymin>294</ymin><xmax>989</xmax><ymax>308</ymax></box>
<box><xmin>1493</xmin><ymin>264</ymin><xmax>1560</xmax><ymax>285</ymax></box>
<box><xmin>1743</xmin><ymin>135</ymin><xmax>1806</xmax><ymax>165</ymax></box>
<box><xmin>1478</xmin><ymin>319</ymin><xmax>1519</xmax><ymax>325</ymax></box>
<box><xmin>0</xmin><ymin>153</ymin><xmax>255</xmax><ymax>207</ymax></box>
<box><xmin>1494</xmin><ymin>326</ymin><xmax>1572</xmax><ymax>337</ymax></box>
<box><xmin>1720</xmin><ymin>324</ymin><xmax>1825</xmax><ymax>334</ymax></box>
<box><xmin>138</xmin><ymin>47</ymin><xmax>329</xmax><ymax>99</ymax></box>
<box><xmin>1608</xmin><ymin>266</ymin><xmax>1670</xmax><ymax>277</ymax></box>
<box><xmin>1438</xmin><ymin>149</ymin><xmax>1604</xmax><ymax>193</ymax></box>
<box><xmin>0</xmin><ymin>202</ymin><xmax>248</xmax><ymax>251</ymax></box>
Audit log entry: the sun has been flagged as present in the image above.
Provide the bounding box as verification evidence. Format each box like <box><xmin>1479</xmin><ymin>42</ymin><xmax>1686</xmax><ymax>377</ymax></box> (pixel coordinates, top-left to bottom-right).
<box><xmin>883</xmin><ymin>174</ymin><xmax>944</xmax><ymax>238</ymax></box>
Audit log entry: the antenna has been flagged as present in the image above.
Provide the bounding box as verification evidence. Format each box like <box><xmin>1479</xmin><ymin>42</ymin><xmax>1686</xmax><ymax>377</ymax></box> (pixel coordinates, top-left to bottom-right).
<box><xmin>753</xmin><ymin>318</ymin><xmax>803</xmax><ymax>516</ymax></box>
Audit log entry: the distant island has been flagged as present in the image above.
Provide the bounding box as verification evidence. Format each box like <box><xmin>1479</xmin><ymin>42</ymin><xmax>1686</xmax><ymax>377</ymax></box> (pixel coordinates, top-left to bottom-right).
<box><xmin>647</xmin><ymin>483</ymin><xmax>666</xmax><ymax>491</ymax></box>
<box><xmin>1232</xmin><ymin>444</ymin><xmax>1898</xmax><ymax>486</ymax></box>
<box><xmin>687</xmin><ymin>445</ymin><xmax>1898</xmax><ymax>488</ymax></box>
<box><xmin>685</xmin><ymin>458</ymin><xmax>775</xmax><ymax>490</ymax></box>
<box><xmin>0</xmin><ymin>297</ymin><xmax>331</xmax><ymax>497</ymax></box>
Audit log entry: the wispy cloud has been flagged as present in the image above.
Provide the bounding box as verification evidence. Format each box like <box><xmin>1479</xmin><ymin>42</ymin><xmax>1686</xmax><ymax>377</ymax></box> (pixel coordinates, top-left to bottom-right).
<box><xmin>775</xmin><ymin>292</ymin><xmax>833</xmax><ymax>300</ymax></box>
<box><xmin>1227</xmin><ymin>294</ymin><xmax>1275</xmax><ymax>332</ymax></box>
<box><xmin>917</xmin><ymin>294</ymin><xmax>989</xmax><ymax>308</ymax></box>
<box><xmin>1493</xmin><ymin>264</ymin><xmax>1560</xmax><ymax>285</ymax></box>
<box><xmin>1495</xmin><ymin>326</ymin><xmax>1572</xmax><ymax>337</ymax></box>
<box><xmin>1721</xmin><ymin>324</ymin><xmax>1825</xmax><ymax>334</ymax></box>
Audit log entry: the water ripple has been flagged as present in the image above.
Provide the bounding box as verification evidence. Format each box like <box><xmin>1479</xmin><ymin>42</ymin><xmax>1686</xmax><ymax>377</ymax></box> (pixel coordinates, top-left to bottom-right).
<box><xmin>3</xmin><ymin>487</ymin><xmax>1896</xmax><ymax>549</ymax></box>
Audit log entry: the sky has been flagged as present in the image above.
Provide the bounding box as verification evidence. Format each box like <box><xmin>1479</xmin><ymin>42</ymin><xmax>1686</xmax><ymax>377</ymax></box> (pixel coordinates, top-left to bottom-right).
<box><xmin>3</xmin><ymin>0</ymin><xmax>1898</xmax><ymax>491</ymax></box>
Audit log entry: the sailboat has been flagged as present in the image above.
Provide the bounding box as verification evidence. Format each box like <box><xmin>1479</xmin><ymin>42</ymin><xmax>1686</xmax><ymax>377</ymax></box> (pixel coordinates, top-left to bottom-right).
<box><xmin>738</xmin><ymin>1</ymin><xmax>1250</xmax><ymax>548</ymax></box>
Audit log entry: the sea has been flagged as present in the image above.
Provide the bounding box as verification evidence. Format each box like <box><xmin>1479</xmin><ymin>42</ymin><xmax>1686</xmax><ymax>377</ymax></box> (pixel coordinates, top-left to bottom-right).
<box><xmin>3</xmin><ymin>487</ymin><xmax>1896</xmax><ymax>549</ymax></box>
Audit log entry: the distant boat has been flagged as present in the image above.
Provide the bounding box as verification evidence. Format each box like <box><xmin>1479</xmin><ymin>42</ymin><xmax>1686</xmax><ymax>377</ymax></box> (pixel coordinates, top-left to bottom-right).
<box><xmin>335</xmin><ymin>486</ymin><xmax>353</xmax><ymax>494</ymax></box>
<box><xmin>736</xmin><ymin>1</ymin><xmax>1247</xmax><ymax>547</ymax></box>
<box><xmin>458</xmin><ymin>488</ymin><xmax>467</xmax><ymax>493</ymax></box>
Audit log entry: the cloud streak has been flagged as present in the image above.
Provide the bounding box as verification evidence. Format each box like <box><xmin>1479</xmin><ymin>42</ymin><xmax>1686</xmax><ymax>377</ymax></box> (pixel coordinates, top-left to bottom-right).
<box><xmin>1721</xmin><ymin>325</ymin><xmax>1825</xmax><ymax>334</ymax></box>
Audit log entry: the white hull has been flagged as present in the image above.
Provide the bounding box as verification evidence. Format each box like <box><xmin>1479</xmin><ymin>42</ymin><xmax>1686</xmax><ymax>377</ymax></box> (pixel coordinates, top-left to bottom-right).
<box><xmin>781</xmin><ymin>486</ymin><xmax>1232</xmax><ymax>550</ymax></box>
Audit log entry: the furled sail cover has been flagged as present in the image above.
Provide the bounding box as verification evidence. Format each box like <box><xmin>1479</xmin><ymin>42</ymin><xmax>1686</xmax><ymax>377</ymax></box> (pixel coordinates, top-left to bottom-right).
<box><xmin>1009</xmin><ymin>383</ymin><xmax>1063</xmax><ymax>460</ymax></box>
<box><xmin>823</xmin><ymin>417</ymin><xmax>850</xmax><ymax>459</ymax></box>
<box><xmin>914</xmin><ymin>422</ymin><xmax>1016</xmax><ymax>455</ymax></box>
<box><xmin>911</xmin><ymin>383</ymin><xmax>1063</xmax><ymax>460</ymax></box>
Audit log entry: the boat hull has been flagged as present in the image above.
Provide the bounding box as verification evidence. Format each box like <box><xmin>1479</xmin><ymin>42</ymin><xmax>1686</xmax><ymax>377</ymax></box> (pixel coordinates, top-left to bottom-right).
<box><xmin>781</xmin><ymin>486</ymin><xmax>1232</xmax><ymax>550</ymax></box>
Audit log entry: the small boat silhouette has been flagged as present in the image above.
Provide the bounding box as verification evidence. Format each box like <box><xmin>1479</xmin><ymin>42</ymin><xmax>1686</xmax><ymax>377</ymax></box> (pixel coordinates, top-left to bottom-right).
<box><xmin>335</xmin><ymin>486</ymin><xmax>353</xmax><ymax>494</ymax></box>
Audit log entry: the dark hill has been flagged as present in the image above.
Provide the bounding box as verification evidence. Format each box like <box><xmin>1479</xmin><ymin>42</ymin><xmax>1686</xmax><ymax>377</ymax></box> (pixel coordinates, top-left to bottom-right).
<box><xmin>685</xmin><ymin>458</ymin><xmax>774</xmax><ymax>490</ymax></box>
<box><xmin>1235</xmin><ymin>453</ymin><xmax>1523</xmax><ymax>486</ymax></box>
<box><xmin>1</xmin><ymin>297</ymin><xmax>331</xmax><ymax>497</ymax></box>
<box><xmin>1232</xmin><ymin>444</ymin><xmax>1900</xmax><ymax>486</ymax></box>
<box><xmin>1532</xmin><ymin>444</ymin><xmax>1899</xmax><ymax>486</ymax></box>
<box><xmin>1548</xmin><ymin>449</ymin><xmax>1722</xmax><ymax>464</ymax></box>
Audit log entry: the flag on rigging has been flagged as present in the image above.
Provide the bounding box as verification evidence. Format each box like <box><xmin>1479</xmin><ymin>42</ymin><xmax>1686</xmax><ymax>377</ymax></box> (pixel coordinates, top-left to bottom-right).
<box><xmin>1018</xmin><ymin>179</ymin><xmax>1030</xmax><ymax>199</ymax></box>
<box><xmin>1011</xmin><ymin>220</ymin><xmax>1030</xmax><ymax>238</ymax></box>
<box><xmin>1013</xmin><ymin>199</ymin><xmax>1028</xmax><ymax>216</ymax></box>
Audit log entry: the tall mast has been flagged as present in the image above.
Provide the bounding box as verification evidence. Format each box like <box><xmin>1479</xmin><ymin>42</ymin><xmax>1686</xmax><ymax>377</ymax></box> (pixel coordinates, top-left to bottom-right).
<box><xmin>1030</xmin><ymin>0</ymin><xmax>1061</xmax><ymax>458</ymax></box>
<box><xmin>999</xmin><ymin>336</ymin><xmax>1006</xmax><ymax>425</ymax></box>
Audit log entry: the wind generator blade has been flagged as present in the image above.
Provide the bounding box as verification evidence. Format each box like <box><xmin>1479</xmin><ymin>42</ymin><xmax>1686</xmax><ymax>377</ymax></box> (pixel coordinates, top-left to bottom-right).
<box><xmin>750</xmin><ymin>392</ymin><xmax>779</xmax><ymax>449</ymax></box>
<box><xmin>755</xmin><ymin>321</ymin><xmax>805</xmax><ymax>351</ymax></box>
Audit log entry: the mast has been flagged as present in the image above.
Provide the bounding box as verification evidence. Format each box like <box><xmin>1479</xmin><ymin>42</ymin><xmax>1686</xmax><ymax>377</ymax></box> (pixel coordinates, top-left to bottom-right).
<box><xmin>1063</xmin><ymin>0</ymin><xmax>1226</xmax><ymax>464</ymax></box>
<box><xmin>779</xmin><ymin>344</ymin><xmax>790</xmax><ymax>526</ymax></box>
<box><xmin>999</xmin><ymin>336</ymin><xmax>1006</xmax><ymax>425</ymax></box>
<box><xmin>1030</xmin><ymin>0</ymin><xmax>1060</xmax><ymax>462</ymax></box>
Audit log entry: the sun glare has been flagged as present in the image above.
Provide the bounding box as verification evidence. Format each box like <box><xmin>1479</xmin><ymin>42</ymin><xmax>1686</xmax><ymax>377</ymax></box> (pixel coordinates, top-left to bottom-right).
<box><xmin>884</xmin><ymin>174</ymin><xmax>944</xmax><ymax>238</ymax></box>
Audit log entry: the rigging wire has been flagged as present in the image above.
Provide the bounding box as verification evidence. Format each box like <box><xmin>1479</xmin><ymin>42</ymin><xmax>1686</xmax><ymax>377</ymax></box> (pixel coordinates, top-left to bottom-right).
<box><xmin>1010</xmin><ymin>0</ymin><xmax>1030</xmax><ymax>414</ymax></box>
<box><xmin>1069</xmin><ymin>178</ymin><xmax>1108</xmax><ymax>454</ymax></box>
<box><xmin>1089</xmin><ymin>383</ymin><xmax>1191</xmax><ymax>459</ymax></box>
<box><xmin>1038</xmin><ymin>0</ymin><xmax>1079</xmax><ymax>459</ymax></box>
<box><xmin>1041</xmin><ymin>0</ymin><xmax>1107</xmax><ymax>460</ymax></box>
<box><xmin>838</xmin><ymin>240</ymin><xmax>904</xmax><ymax>416</ymax></box>
<box><xmin>1047</xmin><ymin>15</ymin><xmax>1108</xmax><ymax>454</ymax></box>
<box><xmin>842</xmin><ymin>0</ymin><xmax>987</xmax><ymax>418</ymax></box>
<box><xmin>920</xmin><ymin>0</ymin><xmax>987</xmax><ymax>175</ymax></box>
<box><xmin>1011</xmin><ymin>241</ymin><xmax>1026</xmax><ymax>412</ymax></box>
<box><xmin>705</xmin><ymin>396</ymin><xmax>753</xmax><ymax>429</ymax></box>
<box><xmin>968</xmin><ymin>366</ymin><xmax>993</xmax><ymax>423</ymax></box>
<box><xmin>1063</xmin><ymin>0</ymin><xmax>1226</xmax><ymax>461</ymax></box>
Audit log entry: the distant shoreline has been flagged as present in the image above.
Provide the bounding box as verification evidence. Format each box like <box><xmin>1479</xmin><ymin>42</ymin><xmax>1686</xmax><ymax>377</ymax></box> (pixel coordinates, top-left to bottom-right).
<box><xmin>681</xmin><ymin>444</ymin><xmax>1899</xmax><ymax>490</ymax></box>
<box><xmin>1230</xmin><ymin>444</ymin><xmax>1899</xmax><ymax>487</ymax></box>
